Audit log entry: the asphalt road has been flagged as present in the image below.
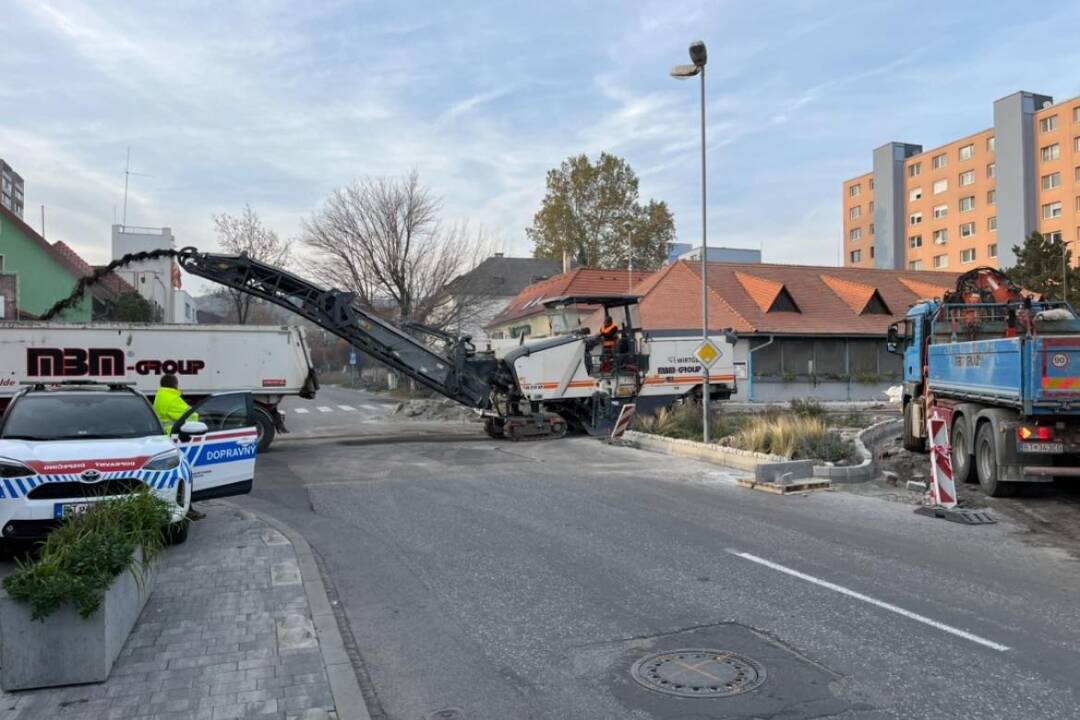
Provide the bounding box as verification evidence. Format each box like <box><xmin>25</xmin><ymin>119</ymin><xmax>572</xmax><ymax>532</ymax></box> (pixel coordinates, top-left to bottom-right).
<box><xmin>239</xmin><ymin>387</ymin><xmax>1080</xmax><ymax>719</ymax></box>
<box><xmin>278</xmin><ymin>385</ymin><xmax>397</xmax><ymax>437</ymax></box>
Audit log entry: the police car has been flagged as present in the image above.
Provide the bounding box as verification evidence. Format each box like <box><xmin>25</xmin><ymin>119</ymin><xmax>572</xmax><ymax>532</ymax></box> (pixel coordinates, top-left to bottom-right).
<box><xmin>0</xmin><ymin>382</ymin><xmax>259</xmax><ymax>545</ymax></box>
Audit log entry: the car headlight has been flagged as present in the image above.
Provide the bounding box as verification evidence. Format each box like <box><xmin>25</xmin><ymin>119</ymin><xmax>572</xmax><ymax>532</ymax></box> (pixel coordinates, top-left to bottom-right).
<box><xmin>0</xmin><ymin>458</ymin><xmax>36</xmax><ymax>478</ymax></box>
<box><xmin>144</xmin><ymin>450</ymin><xmax>181</xmax><ymax>471</ymax></box>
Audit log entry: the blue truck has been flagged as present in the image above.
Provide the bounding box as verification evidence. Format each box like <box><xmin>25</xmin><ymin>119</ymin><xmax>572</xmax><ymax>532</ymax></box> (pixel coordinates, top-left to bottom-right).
<box><xmin>887</xmin><ymin>267</ymin><xmax>1080</xmax><ymax>497</ymax></box>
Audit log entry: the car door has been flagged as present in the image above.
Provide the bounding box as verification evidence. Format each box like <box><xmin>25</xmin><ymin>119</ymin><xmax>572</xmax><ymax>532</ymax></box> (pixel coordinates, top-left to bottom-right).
<box><xmin>172</xmin><ymin>392</ymin><xmax>258</xmax><ymax>501</ymax></box>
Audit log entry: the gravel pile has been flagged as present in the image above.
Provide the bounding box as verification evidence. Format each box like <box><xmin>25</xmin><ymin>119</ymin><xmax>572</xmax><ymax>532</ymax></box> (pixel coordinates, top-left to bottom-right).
<box><xmin>393</xmin><ymin>398</ymin><xmax>482</xmax><ymax>423</ymax></box>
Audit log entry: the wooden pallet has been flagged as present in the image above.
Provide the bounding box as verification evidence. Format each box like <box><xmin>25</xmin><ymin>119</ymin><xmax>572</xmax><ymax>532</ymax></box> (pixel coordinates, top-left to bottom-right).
<box><xmin>737</xmin><ymin>478</ymin><xmax>832</xmax><ymax>495</ymax></box>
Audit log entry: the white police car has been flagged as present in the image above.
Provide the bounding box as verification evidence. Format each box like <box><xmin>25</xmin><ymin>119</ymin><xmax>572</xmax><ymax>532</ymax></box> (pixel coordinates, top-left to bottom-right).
<box><xmin>0</xmin><ymin>382</ymin><xmax>258</xmax><ymax>545</ymax></box>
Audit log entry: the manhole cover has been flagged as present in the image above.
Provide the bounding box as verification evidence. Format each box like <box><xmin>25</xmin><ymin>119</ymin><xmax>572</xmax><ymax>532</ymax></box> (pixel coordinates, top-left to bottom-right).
<box><xmin>630</xmin><ymin>649</ymin><xmax>766</xmax><ymax>698</ymax></box>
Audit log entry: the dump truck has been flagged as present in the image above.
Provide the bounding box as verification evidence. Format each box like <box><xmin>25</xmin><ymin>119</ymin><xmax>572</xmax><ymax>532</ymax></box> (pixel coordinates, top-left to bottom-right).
<box><xmin>887</xmin><ymin>266</ymin><xmax>1080</xmax><ymax>496</ymax></box>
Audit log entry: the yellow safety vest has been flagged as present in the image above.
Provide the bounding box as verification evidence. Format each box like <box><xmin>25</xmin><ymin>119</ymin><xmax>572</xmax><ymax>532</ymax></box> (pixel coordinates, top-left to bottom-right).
<box><xmin>153</xmin><ymin>386</ymin><xmax>197</xmax><ymax>432</ymax></box>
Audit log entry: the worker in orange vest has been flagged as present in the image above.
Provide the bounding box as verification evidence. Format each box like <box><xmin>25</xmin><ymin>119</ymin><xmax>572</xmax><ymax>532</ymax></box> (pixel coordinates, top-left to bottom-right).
<box><xmin>599</xmin><ymin>315</ymin><xmax>619</xmax><ymax>353</ymax></box>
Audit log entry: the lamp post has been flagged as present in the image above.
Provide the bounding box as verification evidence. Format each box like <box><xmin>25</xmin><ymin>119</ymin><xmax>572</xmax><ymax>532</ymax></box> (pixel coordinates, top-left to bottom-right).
<box><xmin>671</xmin><ymin>40</ymin><xmax>709</xmax><ymax>442</ymax></box>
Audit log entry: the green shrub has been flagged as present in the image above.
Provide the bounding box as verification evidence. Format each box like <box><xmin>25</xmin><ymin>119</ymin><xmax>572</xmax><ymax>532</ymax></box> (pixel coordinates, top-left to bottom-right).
<box><xmin>3</xmin><ymin>491</ymin><xmax>172</xmax><ymax>621</ymax></box>
<box><xmin>789</xmin><ymin>398</ymin><xmax>825</xmax><ymax>419</ymax></box>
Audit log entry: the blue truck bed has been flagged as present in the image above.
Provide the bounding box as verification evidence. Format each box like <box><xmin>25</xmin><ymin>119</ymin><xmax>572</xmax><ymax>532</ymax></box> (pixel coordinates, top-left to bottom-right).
<box><xmin>928</xmin><ymin>335</ymin><xmax>1080</xmax><ymax>414</ymax></box>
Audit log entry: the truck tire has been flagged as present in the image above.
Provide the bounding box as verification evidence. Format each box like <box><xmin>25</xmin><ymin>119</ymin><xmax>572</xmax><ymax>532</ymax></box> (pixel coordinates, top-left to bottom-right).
<box><xmin>975</xmin><ymin>422</ymin><xmax>1015</xmax><ymax>497</ymax></box>
<box><xmin>254</xmin><ymin>406</ymin><xmax>277</xmax><ymax>452</ymax></box>
<box><xmin>951</xmin><ymin>418</ymin><xmax>975</xmax><ymax>484</ymax></box>
<box><xmin>902</xmin><ymin>401</ymin><xmax>925</xmax><ymax>452</ymax></box>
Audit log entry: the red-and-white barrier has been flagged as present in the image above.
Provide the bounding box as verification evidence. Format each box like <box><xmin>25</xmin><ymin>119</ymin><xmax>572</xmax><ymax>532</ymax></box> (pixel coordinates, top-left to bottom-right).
<box><xmin>610</xmin><ymin>404</ymin><xmax>637</xmax><ymax>440</ymax></box>
<box><xmin>927</xmin><ymin>409</ymin><xmax>958</xmax><ymax>509</ymax></box>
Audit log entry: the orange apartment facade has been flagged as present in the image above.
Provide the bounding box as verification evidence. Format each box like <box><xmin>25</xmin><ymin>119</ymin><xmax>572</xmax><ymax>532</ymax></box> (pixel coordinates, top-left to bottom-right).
<box><xmin>843</xmin><ymin>91</ymin><xmax>1080</xmax><ymax>272</ymax></box>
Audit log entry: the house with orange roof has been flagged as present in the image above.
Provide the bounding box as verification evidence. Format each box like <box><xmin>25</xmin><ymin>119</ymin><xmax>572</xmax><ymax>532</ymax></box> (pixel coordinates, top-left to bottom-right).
<box><xmin>630</xmin><ymin>260</ymin><xmax>960</xmax><ymax>401</ymax></box>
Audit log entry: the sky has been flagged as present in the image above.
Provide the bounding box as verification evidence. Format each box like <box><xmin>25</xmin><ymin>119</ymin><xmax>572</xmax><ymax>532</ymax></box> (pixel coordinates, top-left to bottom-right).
<box><xmin>3</xmin><ymin>0</ymin><xmax>1080</xmax><ymax>285</ymax></box>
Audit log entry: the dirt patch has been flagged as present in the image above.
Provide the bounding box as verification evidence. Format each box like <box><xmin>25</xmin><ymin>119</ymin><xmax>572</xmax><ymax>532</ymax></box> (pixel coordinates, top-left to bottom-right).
<box><xmin>841</xmin><ymin>430</ymin><xmax>1080</xmax><ymax>556</ymax></box>
<box><xmin>392</xmin><ymin>398</ymin><xmax>481</xmax><ymax>424</ymax></box>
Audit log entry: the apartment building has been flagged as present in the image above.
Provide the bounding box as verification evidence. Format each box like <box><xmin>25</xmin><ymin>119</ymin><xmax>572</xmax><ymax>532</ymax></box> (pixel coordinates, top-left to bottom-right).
<box><xmin>0</xmin><ymin>159</ymin><xmax>24</xmax><ymax>219</ymax></box>
<box><xmin>843</xmin><ymin>91</ymin><xmax>1080</xmax><ymax>272</ymax></box>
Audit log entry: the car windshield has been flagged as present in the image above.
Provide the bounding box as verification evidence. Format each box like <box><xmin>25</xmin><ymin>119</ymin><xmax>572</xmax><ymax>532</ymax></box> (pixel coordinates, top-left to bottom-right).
<box><xmin>0</xmin><ymin>393</ymin><xmax>162</xmax><ymax>440</ymax></box>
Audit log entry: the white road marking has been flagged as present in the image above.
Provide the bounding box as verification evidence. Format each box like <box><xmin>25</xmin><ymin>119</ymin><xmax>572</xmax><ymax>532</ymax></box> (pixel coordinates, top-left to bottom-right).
<box><xmin>317</xmin><ymin>406</ymin><xmax>333</xmax><ymax>413</ymax></box>
<box><xmin>293</xmin><ymin>408</ymin><xmax>310</xmax><ymax>414</ymax></box>
<box><xmin>338</xmin><ymin>405</ymin><xmax>357</xmax><ymax>412</ymax></box>
<box><xmin>727</xmin><ymin>550</ymin><xmax>1010</xmax><ymax>652</ymax></box>
<box><xmin>360</xmin><ymin>403</ymin><xmax>383</xmax><ymax>412</ymax></box>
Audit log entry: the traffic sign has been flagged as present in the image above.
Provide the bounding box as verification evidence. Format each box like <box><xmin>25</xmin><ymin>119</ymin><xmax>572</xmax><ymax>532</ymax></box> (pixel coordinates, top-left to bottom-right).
<box><xmin>694</xmin><ymin>339</ymin><xmax>722</xmax><ymax>369</ymax></box>
<box><xmin>349</xmin><ymin>351</ymin><xmax>358</xmax><ymax>365</ymax></box>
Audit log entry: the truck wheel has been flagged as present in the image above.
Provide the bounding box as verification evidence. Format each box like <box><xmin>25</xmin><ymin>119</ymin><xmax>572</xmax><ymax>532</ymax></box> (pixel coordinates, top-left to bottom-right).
<box><xmin>975</xmin><ymin>422</ymin><xmax>1015</xmax><ymax>497</ymax></box>
<box><xmin>902</xmin><ymin>401</ymin><xmax>925</xmax><ymax>452</ymax></box>
<box><xmin>951</xmin><ymin>419</ymin><xmax>975</xmax><ymax>484</ymax></box>
<box><xmin>254</xmin><ymin>406</ymin><xmax>277</xmax><ymax>452</ymax></box>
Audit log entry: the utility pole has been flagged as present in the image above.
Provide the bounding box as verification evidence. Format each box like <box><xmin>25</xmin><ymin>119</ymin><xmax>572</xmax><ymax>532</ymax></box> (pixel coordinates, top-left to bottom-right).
<box><xmin>121</xmin><ymin>147</ymin><xmax>150</xmax><ymax>228</ymax></box>
<box><xmin>40</xmin><ymin>205</ymin><xmax>45</xmax><ymax>238</ymax></box>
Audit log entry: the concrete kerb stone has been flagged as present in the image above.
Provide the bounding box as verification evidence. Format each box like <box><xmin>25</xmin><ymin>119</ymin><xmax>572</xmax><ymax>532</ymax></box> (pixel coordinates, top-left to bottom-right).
<box><xmin>813</xmin><ymin>418</ymin><xmax>903</xmax><ymax>484</ymax></box>
<box><xmin>219</xmin><ymin>500</ymin><xmax>371</xmax><ymax>720</ymax></box>
<box><xmin>622</xmin><ymin>429</ymin><xmax>818</xmax><ymax>483</ymax></box>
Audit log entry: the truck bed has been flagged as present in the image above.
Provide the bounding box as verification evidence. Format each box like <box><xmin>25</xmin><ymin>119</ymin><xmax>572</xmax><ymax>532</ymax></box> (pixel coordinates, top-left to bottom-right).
<box><xmin>928</xmin><ymin>334</ymin><xmax>1080</xmax><ymax>414</ymax></box>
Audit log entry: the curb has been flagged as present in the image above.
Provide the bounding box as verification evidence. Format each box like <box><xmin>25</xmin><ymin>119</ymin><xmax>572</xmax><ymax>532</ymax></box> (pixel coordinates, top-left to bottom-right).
<box><xmin>812</xmin><ymin>418</ymin><xmax>903</xmax><ymax>484</ymax></box>
<box><xmin>220</xmin><ymin>501</ymin><xmax>372</xmax><ymax>720</ymax></box>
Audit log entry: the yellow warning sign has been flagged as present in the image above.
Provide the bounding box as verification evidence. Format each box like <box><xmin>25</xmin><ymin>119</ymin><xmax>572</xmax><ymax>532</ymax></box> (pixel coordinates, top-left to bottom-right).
<box><xmin>694</xmin><ymin>339</ymin><xmax>722</xmax><ymax>368</ymax></box>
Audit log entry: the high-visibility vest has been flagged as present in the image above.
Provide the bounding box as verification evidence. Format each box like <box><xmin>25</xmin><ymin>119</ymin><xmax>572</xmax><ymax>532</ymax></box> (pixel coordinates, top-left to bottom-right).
<box><xmin>153</xmin><ymin>386</ymin><xmax>198</xmax><ymax>432</ymax></box>
<box><xmin>600</xmin><ymin>322</ymin><xmax>619</xmax><ymax>348</ymax></box>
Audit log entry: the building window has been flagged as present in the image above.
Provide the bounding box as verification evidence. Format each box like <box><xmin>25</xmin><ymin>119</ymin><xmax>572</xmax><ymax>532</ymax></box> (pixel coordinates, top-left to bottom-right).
<box><xmin>909</xmin><ymin>211</ymin><xmax>923</xmax><ymax>225</ymax></box>
<box><xmin>909</xmin><ymin>162</ymin><xmax>922</xmax><ymax>177</ymax></box>
<box><xmin>849</xmin><ymin>183</ymin><xmax>861</xmax><ymax>197</ymax></box>
<box><xmin>909</xmin><ymin>187</ymin><xmax>922</xmax><ymax>201</ymax></box>
<box><xmin>869</xmin><ymin>223</ymin><xmax>875</xmax><ymax>235</ymax></box>
<box><xmin>1077</xmin><ymin>196</ymin><xmax>1080</xmax><ymax>212</ymax></box>
<box><xmin>909</xmin><ymin>234</ymin><xmax>923</xmax><ymax>248</ymax></box>
<box><xmin>959</xmin><ymin>196</ymin><xmax>975</xmax><ymax>212</ymax></box>
<box><xmin>850</xmin><ymin>205</ymin><xmax>862</xmax><ymax>219</ymax></box>
<box><xmin>960</xmin><ymin>222</ymin><xmax>976</xmax><ymax>238</ymax></box>
<box><xmin>869</xmin><ymin>178</ymin><xmax>875</xmax><ymax>190</ymax></box>
<box><xmin>1075</xmin><ymin>136</ymin><xmax>1080</xmax><ymax>152</ymax></box>
<box><xmin>933</xmin><ymin>229</ymin><xmax>948</xmax><ymax>245</ymax></box>
<box><xmin>1042</xmin><ymin>143</ymin><xmax>1061</xmax><ymax>161</ymax></box>
<box><xmin>988</xmin><ymin>243</ymin><xmax>998</xmax><ymax>258</ymax></box>
<box><xmin>1041</xmin><ymin>115</ymin><xmax>1059</xmax><ymax>133</ymax></box>
<box><xmin>933</xmin><ymin>204</ymin><xmax>948</xmax><ymax>219</ymax></box>
<box><xmin>959</xmin><ymin>144</ymin><xmax>974</xmax><ymax>161</ymax></box>
<box><xmin>1043</xmin><ymin>201</ymin><xmax>1063</xmax><ymax>219</ymax></box>
<box><xmin>868</xmin><ymin>201</ymin><xmax>874</xmax><ymax>213</ymax></box>
<box><xmin>988</xmin><ymin>216</ymin><xmax>997</xmax><ymax>232</ymax></box>
<box><xmin>987</xmin><ymin>162</ymin><xmax>995</xmax><ymax>178</ymax></box>
<box><xmin>933</xmin><ymin>254</ymin><xmax>949</xmax><ymax>269</ymax></box>
<box><xmin>909</xmin><ymin>259</ymin><xmax>924</xmax><ymax>270</ymax></box>
<box><xmin>932</xmin><ymin>153</ymin><xmax>947</xmax><ymax>169</ymax></box>
<box><xmin>870</xmin><ymin>246</ymin><xmax>875</xmax><ymax>258</ymax></box>
<box><xmin>987</xmin><ymin>136</ymin><xmax>996</xmax><ymax>152</ymax></box>
<box><xmin>959</xmin><ymin>170</ymin><xmax>975</xmax><ymax>186</ymax></box>
<box><xmin>849</xmin><ymin>227</ymin><xmax>862</xmax><ymax>242</ymax></box>
<box><xmin>850</xmin><ymin>250</ymin><xmax>862</xmax><ymax>263</ymax></box>
<box><xmin>961</xmin><ymin>248</ymin><xmax>977</xmax><ymax>264</ymax></box>
<box><xmin>1047</xmin><ymin>231</ymin><xmax>1063</xmax><ymax>244</ymax></box>
<box><xmin>1075</xmin><ymin>107</ymin><xmax>1080</xmax><ymax>123</ymax></box>
<box><xmin>987</xmin><ymin>189</ymin><xmax>996</xmax><ymax>205</ymax></box>
<box><xmin>1042</xmin><ymin>172</ymin><xmax>1062</xmax><ymax>190</ymax></box>
<box><xmin>933</xmin><ymin>179</ymin><xmax>948</xmax><ymax>194</ymax></box>
<box><xmin>1076</xmin><ymin>166</ymin><xmax>1080</xmax><ymax>183</ymax></box>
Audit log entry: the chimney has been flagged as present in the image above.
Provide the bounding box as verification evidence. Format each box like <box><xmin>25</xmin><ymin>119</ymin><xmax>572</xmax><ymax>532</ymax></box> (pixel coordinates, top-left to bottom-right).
<box><xmin>562</xmin><ymin>249</ymin><xmax>571</xmax><ymax>274</ymax></box>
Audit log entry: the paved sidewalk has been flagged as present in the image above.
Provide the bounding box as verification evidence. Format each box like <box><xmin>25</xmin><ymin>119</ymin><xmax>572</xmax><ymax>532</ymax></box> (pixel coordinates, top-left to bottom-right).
<box><xmin>0</xmin><ymin>502</ymin><xmax>343</xmax><ymax>720</ymax></box>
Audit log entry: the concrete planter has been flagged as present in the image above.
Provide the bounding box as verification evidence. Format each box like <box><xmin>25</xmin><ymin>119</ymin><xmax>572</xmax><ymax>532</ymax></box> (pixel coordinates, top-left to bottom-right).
<box><xmin>0</xmin><ymin>548</ymin><xmax>156</xmax><ymax>691</ymax></box>
<box><xmin>813</xmin><ymin>418</ymin><xmax>903</xmax><ymax>484</ymax></box>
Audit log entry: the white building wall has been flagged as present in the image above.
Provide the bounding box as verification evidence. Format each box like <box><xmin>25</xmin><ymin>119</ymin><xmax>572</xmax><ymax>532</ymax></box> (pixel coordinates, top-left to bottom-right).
<box><xmin>111</xmin><ymin>225</ymin><xmax>177</xmax><ymax>321</ymax></box>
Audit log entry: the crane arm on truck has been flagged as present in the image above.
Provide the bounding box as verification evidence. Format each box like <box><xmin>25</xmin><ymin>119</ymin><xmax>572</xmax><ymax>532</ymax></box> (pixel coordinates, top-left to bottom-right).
<box><xmin>175</xmin><ymin>248</ymin><xmax>507</xmax><ymax>410</ymax></box>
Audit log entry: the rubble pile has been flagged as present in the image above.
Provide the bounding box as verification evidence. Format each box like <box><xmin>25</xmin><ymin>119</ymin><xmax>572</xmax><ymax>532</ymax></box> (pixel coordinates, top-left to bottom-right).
<box><xmin>393</xmin><ymin>398</ymin><xmax>482</xmax><ymax>423</ymax></box>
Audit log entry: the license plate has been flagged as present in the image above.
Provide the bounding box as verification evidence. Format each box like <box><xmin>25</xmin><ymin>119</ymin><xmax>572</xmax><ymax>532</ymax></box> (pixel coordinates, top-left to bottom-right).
<box><xmin>1019</xmin><ymin>442</ymin><xmax>1064</xmax><ymax>454</ymax></box>
<box><xmin>54</xmin><ymin>502</ymin><xmax>93</xmax><ymax>520</ymax></box>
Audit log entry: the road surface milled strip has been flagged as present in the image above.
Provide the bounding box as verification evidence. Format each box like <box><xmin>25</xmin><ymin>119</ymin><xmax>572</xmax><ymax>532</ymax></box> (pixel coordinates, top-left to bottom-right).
<box><xmin>727</xmin><ymin>550</ymin><xmax>1009</xmax><ymax>652</ymax></box>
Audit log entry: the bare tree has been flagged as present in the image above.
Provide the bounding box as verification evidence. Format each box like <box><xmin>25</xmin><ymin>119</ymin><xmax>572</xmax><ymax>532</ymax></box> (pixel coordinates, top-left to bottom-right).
<box><xmin>301</xmin><ymin>171</ymin><xmax>494</xmax><ymax>331</ymax></box>
<box><xmin>212</xmin><ymin>205</ymin><xmax>291</xmax><ymax>324</ymax></box>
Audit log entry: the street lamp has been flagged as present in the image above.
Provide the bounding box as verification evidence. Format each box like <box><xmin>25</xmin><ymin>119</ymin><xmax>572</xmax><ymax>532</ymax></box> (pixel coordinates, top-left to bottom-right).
<box><xmin>671</xmin><ymin>40</ymin><xmax>710</xmax><ymax>442</ymax></box>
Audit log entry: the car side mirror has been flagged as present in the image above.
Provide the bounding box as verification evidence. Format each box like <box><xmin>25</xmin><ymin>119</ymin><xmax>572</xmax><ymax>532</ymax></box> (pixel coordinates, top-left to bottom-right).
<box><xmin>180</xmin><ymin>421</ymin><xmax>208</xmax><ymax>436</ymax></box>
<box><xmin>886</xmin><ymin>325</ymin><xmax>900</xmax><ymax>354</ymax></box>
